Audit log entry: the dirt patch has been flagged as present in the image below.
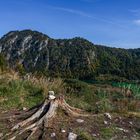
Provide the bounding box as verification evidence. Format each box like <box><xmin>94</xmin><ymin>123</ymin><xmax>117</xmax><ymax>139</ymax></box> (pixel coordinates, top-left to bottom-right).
<box><xmin>0</xmin><ymin>109</ymin><xmax>140</xmax><ymax>140</ymax></box>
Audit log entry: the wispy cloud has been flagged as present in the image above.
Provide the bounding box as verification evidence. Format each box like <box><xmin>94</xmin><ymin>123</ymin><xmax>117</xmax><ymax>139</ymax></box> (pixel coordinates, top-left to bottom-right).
<box><xmin>50</xmin><ymin>6</ymin><xmax>92</xmax><ymax>18</ymax></box>
<box><xmin>49</xmin><ymin>5</ymin><xmax>127</xmax><ymax>29</ymax></box>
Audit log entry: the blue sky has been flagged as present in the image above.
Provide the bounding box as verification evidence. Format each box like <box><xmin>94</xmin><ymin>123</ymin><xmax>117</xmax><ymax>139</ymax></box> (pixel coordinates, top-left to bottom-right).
<box><xmin>0</xmin><ymin>0</ymin><xmax>140</xmax><ymax>48</ymax></box>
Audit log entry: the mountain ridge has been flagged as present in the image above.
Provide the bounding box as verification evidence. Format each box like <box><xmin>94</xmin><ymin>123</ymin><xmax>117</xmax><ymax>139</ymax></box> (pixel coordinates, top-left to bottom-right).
<box><xmin>0</xmin><ymin>30</ymin><xmax>140</xmax><ymax>80</ymax></box>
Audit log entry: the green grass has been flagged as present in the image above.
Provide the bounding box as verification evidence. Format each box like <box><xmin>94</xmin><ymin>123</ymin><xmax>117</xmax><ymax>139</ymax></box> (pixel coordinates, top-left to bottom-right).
<box><xmin>0</xmin><ymin>79</ymin><xmax>44</xmax><ymax>110</ymax></box>
<box><xmin>100</xmin><ymin>127</ymin><xmax>116</xmax><ymax>139</ymax></box>
<box><xmin>112</xmin><ymin>82</ymin><xmax>140</xmax><ymax>112</ymax></box>
<box><xmin>65</xmin><ymin>79</ymin><xmax>140</xmax><ymax>113</ymax></box>
<box><xmin>77</xmin><ymin>131</ymin><xmax>94</xmax><ymax>140</ymax></box>
<box><xmin>0</xmin><ymin>76</ymin><xmax>139</xmax><ymax>114</ymax></box>
<box><xmin>64</xmin><ymin>79</ymin><xmax>97</xmax><ymax>112</ymax></box>
<box><xmin>74</xmin><ymin>127</ymin><xmax>94</xmax><ymax>140</ymax></box>
<box><xmin>65</xmin><ymin>79</ymin><xmax>113</xmax><ymax>113</ymax></box>
<box><xmin>112</xmin><ymin>82</ymin><xmax>140</xmax><ymax>99</ymax></box>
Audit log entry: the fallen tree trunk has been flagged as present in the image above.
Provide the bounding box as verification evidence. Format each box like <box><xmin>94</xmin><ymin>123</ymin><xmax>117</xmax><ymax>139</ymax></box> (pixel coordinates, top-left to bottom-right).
<box><xmin>2</xmin><ymin>95</ymin><xmax>89</xmax><ymax>140</ymax></box>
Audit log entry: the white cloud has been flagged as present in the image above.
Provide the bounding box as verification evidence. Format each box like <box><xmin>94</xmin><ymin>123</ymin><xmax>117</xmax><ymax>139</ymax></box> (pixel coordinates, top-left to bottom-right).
<box><xmin>134</xmin><ymin>19</ymin><xmax>140</xmax><ymax>25</ymax></box>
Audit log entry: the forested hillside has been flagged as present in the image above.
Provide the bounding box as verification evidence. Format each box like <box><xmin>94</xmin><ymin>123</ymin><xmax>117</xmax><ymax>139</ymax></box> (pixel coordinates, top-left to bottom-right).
<box><xmin>0</xmin><ymin>30</ymin><xmax>140</xmax><ymax>80</ymax></box>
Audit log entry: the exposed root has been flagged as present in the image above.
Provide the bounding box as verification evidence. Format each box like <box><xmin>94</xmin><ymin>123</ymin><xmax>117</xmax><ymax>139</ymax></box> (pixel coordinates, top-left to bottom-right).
<box><xmin>12</xmin><ymin>99</ymin><xmax>49</xmax><ymax>131</ymax></box>
<box><xmin>2</xmin><ymin>96</ymin><xmax>89</xmax><ymax>140</ymax></box>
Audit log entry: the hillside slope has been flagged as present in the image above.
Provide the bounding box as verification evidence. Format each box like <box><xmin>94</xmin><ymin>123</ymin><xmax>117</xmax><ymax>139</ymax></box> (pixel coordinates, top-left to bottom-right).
<box><xmin>0</xmin><ymin>30</ymin><xmax>140</xmax><ymax>80</ymax></box>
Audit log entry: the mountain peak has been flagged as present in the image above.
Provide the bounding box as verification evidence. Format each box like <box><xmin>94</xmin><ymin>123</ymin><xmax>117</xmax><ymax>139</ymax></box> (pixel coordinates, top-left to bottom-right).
<box><xmin>1</xmin><ymin>29</ymin><xmax>50</xmax><ymax>40</ymax></box>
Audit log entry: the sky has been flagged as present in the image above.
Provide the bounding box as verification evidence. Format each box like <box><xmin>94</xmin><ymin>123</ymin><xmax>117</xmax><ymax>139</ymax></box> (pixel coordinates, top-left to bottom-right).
<box><xmin>0</xmin><ymin>0</ymin><xmax>140</xmax><ymax>48</ymax></box>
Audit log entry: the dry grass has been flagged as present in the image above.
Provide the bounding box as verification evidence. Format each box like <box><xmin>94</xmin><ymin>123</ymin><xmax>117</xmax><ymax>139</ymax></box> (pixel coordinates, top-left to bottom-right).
<box><xmin>0</xmin><ymin>70</ymin><xmax>19</xmax><ymax>82</ymax></box>
<box><xmin>23</xmin><ymin>74</ymin><xmax>65</xmax><ymax>97</ymax></box>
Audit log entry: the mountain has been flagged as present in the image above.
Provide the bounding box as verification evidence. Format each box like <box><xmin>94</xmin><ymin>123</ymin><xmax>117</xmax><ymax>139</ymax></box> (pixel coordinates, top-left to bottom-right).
<box><xmin>0</xmin><ymin>30</ymin><xmax>140</xmax><ymax>80</ymax></box>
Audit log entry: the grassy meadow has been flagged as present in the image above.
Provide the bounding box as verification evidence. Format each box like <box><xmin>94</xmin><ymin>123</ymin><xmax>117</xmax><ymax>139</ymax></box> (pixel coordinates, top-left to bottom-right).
<box><xmin>0</xmin><ymin>71</ymin><xmax>139</xmax><ymax>115</ymax></box>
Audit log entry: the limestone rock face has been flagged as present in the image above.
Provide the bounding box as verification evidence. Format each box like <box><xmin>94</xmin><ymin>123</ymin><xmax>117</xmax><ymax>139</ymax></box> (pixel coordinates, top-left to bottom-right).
<box><xmin>0</xmin><ymin>30</ymin><xmax>97</xmax><ymax>79</ymax></box>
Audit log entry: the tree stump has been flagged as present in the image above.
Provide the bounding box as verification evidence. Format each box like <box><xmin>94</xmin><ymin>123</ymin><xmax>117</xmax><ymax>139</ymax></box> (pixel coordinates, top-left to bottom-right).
<box><xmin>2</xmin><ymin>92</ymin><xmax>88</xmax><ymax>140</ymax></box>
